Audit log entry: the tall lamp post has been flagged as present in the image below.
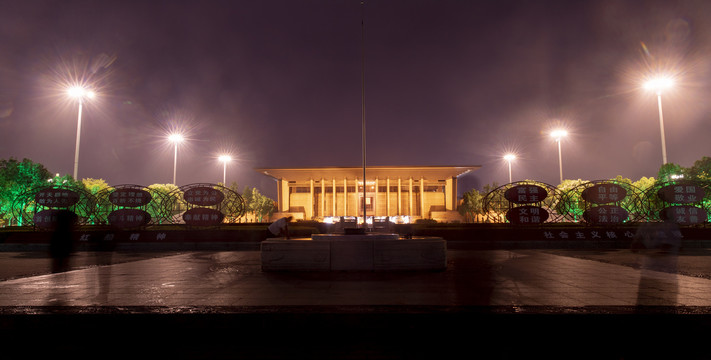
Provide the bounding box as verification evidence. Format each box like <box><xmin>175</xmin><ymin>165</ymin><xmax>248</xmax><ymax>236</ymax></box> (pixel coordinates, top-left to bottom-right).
<box><xmin>551</xmin><ymin>129</ymin><xmax>567</xmax><ymax>184</ymax></box>
<box><xmin>504</xmin><ymin>154</ymin><xmax>516</xmax><ymax>183</ymax></box>
<box><xmin>644</xmin><ymin>76</ymin><xmax>674</xmax><ymax>165</ymax></box>
<box><xmin>168</xmin><ymin>133</ymin><xmax>184</xmax><ymax>185</ymax></box>
<box><xmin>67</xmin><ymin>86</ymin><xmax>95</xmax><ymax>180</ymax></box>
<box><xmin>218</xmin><ymin>155</ymin><xmax>232</xmax><ymax>185</ymax></box>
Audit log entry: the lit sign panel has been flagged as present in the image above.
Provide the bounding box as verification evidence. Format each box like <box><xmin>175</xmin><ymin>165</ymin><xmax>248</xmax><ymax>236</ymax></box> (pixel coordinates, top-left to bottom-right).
<box><xmin>184</xmin><ymin>187</ymin><xmax>225</xmax><ymax>206</ymax></box>
<box><xmin>660</xmin><ymin>205</ymin><xmax>708</xmax><ymax>225</ymax></box>
<box><xmin>657</xmin><ymin>183</ymin><xmax>706</xmax><ymax>204</ymax></box>
<box><xmin>506</xmin><ymin>206</ymin><xmax>549</xmax><ymax>224</ymax></box>
<box><xmin>583</xmin><ymin>205</ymin><xmax>629</xmax><ymax>224</ymax></box>
<box><xmin>35</xmin><ymin>188</ymin><xmax>80</xmax><ymax>208</ymax></box>
<box><xmin>581</xmin><ymin>184</ymin><xmax>627</xmax><ymax>204</ymax></box>
<box><xmin>33</xmin><ymin>209</ymin><xmax>78</xmax><ymax>229</ymax></box>
<box><xmin>109</xmin><ymin>189</ymin><xmax>152</xmax><ymax>207</ymax></box>
<box><xmin>108</xmin><ymin>209</ymin><xmax>151</xmax><ymax>228</ymax></box>
<box><xmin>504</xmin><ymin>185</ymin><xmax>548</xmax><ymax>204</ymax></box>
<box><xmin>183</xmin><ymin>208</ymin><xmax>224</xmax><ymax>226</ymax></box>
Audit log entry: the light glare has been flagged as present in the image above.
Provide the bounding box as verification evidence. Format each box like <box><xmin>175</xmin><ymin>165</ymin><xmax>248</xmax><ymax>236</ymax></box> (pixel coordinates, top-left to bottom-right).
<box><xmin>168</xmin><ymin>133</ymin><xmax>184</xmax><ymax>143</ymax></box>
<box><xmin>643</xmin><ymin>76</ymin><xmax>675</xmax><ymax>94</ymax></box>
<box><xmin>550</xmin><ymin>129</ymin><xmax>568</xmax><ymax>140</ymax></box>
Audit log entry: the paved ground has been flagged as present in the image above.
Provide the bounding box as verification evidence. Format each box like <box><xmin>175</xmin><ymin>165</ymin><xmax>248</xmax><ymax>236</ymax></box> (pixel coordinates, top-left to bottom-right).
<box><xmin>2</xmin><ymin>247</ymin><xmax>711</xmax><ymax>359</ymax></box>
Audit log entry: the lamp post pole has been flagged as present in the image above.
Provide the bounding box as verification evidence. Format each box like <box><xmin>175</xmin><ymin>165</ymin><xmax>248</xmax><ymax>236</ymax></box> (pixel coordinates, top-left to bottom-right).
<box><xmin>169</xmin><ymin>134</ymin><xmax>184</xmax><ymax>185</ymax></box>
<box><xmin>656</xmin><ymin>92</ymin><xmax>668</xmax><ymax>165</ymax></box>
<box><xmin>73</xmin><ymin>98</ymin><xmax>83</xmax><ymax>180</ymax></box>
<box><xmin>68</xmin><ymin>86</ymin><xmax>94</xmax><ymax>180</ymax></box>
<box><xmin>644</xmin><ymin>76</ymin><xmax>674</xmax><ymax>165</ymax></box>
<box><xmin>504</xmin><ymin>154</ymin><xmax>516</xmax><ymax>183</ymax></box>
<box><xmin>551</xmin><ymin>130</ymin><xmax>567</xmax><ymax>184</ymax></box>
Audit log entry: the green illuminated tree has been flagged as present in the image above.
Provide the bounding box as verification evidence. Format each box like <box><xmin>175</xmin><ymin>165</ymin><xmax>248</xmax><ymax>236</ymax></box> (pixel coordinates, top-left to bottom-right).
<box><xmin>0</xmin><ymin>158</ymin><xmax>53</xmax><ymax>226</ymax></box>
<box><xmin>657</xmin><ymin>162</ymin><xmax>685</xmax><ymax>182</ymax></box>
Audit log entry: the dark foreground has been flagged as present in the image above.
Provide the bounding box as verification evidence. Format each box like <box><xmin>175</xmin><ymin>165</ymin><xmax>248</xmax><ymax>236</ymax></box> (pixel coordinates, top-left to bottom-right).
<box><xmin>1</xmin><ymin>248</ymin><xmax>711</xmax><ymax>359</ymax></box>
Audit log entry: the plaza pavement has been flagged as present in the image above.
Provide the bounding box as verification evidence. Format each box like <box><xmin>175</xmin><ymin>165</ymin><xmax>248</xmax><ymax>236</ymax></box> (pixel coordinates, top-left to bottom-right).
<box><xmin>1</xmin><ymin>244</ymin><xmax>711</xmax><ymax>359</ymax></box>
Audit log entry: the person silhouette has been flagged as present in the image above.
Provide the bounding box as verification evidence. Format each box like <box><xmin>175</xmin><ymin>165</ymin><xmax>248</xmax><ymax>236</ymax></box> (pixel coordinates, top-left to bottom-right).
<box><xmin>49</xmin><ymin>210</ymin><xmax>76</xmax><ymax>273</ymax></box>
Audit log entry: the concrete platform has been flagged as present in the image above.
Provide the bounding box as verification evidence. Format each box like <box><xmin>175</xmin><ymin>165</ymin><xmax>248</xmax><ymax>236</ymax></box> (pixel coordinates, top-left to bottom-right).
<box><xmin>260</xmin><ymin>233</ymin><xmax>446</xmax><ymax>271</ymax></box>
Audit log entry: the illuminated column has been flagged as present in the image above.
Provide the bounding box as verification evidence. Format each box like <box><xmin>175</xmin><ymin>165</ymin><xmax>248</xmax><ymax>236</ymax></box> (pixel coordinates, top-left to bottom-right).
<box><xmin>420</xmin><ymin>177</ymin><xmax>425</xmax><ymax>218</ymax></box>
<box><xmin>343</xmin><ymin>178</ymin><xmax>348</xmax><ymax>216</ymax></box>
<box><xmin>332</xmin><ymin>178</ymin><xmax>336</xmax><ymax>216</ymax></box>
<box><xmin>374</xmin><ymin>177</ymin><xmax>378</xmax><ymax>217</ymax></box>
<box><xmin>309</xmin><ymin>179</ymin><xmax>314</xmax><ymax>220</ymax></box>
<box><xmin>445</xmin><ymin>178</ymin><xmax>454</xmax><ymax>211</ymax></box>
<box><xmin>409</xmin><ymin>178</ymin><xmax>413</xmax><ymax>216</ymax></box>
<box><xmin>320</xmin><ymin>178</ymin><xmax>325</xmax><ymax>218</ymax></box>
<box><xmin>397</xmin><ymin>178</ymin><xmax>402</xmax><ymax>215</ymax></box>
<box><xmin>279</xmin><ymin>179</ymin><xmax>290</xmax><ymax>212</ymax></box>
<box><xmin>355</xmin><ymin>177</ymin><xmax>359</xmax><ymax>218</ymax></box>
<box><xmin>386</xmin><ymin>178</ymin><xmax>391</xmax><ymax>217</ymax></box>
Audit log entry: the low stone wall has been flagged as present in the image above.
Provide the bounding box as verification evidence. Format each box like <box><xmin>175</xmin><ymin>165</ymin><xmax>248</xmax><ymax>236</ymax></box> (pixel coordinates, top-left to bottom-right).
<box><xmin>261</xmin><ymin>234</ymin><xmax>447</xmax><ymax>271</ymax></box>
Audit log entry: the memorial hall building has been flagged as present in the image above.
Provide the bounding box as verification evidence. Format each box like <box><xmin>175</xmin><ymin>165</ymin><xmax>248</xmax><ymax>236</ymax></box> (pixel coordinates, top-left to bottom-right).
<box><xmin>256</xmin><ymin>165</ymin><xmax>479</xmax><ymax>223</ymax></box>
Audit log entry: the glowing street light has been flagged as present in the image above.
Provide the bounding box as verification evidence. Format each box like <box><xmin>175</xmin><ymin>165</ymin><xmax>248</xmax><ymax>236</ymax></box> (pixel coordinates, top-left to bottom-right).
<box><xmin>644</xmin><ymin>75</ymin><xmax>675</xmax><ymax>164</ymax></box>
<box><xmin>218</xmin><ymin>155</ymin><xmax>232</xmax><ymax>184</ymax></box>
<box><xmin>168</xmin><ymin>133</ymin><xmax>184</xmax><ymax>185</ymax></box>
<box><xmin>551</xmin><ymin>129</ymin><xmax>567</xmax><ymax>184</ymax></box>
<box><xmin>503</xmin><ymin>153</ymin><xmax>516</xmax><ymax>183</ymax></box>
<box><xmin>67</xmin><ymin>86</ymin><xmax>95</xmax><ymax>180</ymax></box>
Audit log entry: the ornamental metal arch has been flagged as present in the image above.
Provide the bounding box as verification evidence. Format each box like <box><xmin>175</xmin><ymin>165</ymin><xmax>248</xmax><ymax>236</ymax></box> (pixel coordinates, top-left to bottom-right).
<box><xmin>10</xmin><ymin>183</ymin><xmax>98</xmax><ymax>229</ymax></box>
<box><xmin>640</xmin><ymin>180</ymin><xmax>711</xmax><ymax>226</ymax></box>
<box><xmin>557</xmin><ymin>180</ymin><xmax>646</xmax><ymax>225</ymax></box>
<box><xmin>93</xmin><ymin>184</ymin><xmax>178</xmax><ymax>228</ymax></box>
<box><xmin>482</xmin><ymin>181</ymin><xmax>563</xmax><ymax>224</ymax></box>
<box><xmin>172</xmin><ymin>183</ymin><xmax>246</xmax><ymax>226</ymax></box>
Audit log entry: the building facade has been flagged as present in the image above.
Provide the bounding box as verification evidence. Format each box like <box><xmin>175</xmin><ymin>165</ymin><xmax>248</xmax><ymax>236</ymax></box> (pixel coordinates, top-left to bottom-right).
<box><xmin>256</xmin><ymin>166</ymin><xmax>479</xmax><ymax>223</ymax></box>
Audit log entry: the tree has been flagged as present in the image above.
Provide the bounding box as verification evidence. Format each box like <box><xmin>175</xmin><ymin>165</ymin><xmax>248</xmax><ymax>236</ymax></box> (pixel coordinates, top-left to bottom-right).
<box><xmin>0</xmin><ymin>158</ymin><xmax>53</xmax><ymax>225</ymax></box>
<box><xmin>688</xmin><ymin>156</ymin><xmax>711</xmax><ymax>182</ymax></box>
<box><xmin>82</xmin><ymin>178</ymin><xmax>112</xmax><ymax>195</ymax></box>
<box><xmin>458</xmin><ymin>189</ymin><xmax>484</xmax><ymax>223</ymax></box>
<box><xmin>657</xmin><ymin>162</ymin><xmax>685</xmax><ymax>182</ymax></box>
<box><xmin>242</xmin><ymin>186</ymin><xmax>276</xmax><ymax>222</ymax></box>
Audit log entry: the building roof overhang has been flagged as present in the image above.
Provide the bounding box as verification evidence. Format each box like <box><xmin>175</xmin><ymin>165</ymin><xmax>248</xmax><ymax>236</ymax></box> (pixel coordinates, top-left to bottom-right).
<box><xmin>255</xmin><ymin>165</ymin><xmax>480</xmax><ymax>182</ymax></box>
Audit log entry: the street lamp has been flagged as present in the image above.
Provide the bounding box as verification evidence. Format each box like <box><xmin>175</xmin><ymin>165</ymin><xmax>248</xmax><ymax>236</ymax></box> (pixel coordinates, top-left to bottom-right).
<box><xmin>67</xmin><ymin>86</ymin><xmax>95</xmax><ymax>180</ymax></box>
<box><xmin>168</xmin><ymin>133</ymin><xmax>184</xmax><ymax>185</ymax></box>
<box><xmin>644</xmin><ymin>76</ymin><xmax>674</xmax><ymax>165</ymax></box>
<box><xmin>503</xmin><ymin>153</ymin><xmax>516</xmax><ymax>183</ymax></box>
<box><xmin>551</xmin><ymin>129</ymin><xmax>567</xmax><ymax>184</ymax></box>
<box><xmin>218</xmin><ymin>155</ymin><xmax>232</xmax><ymax>185</ymax></box>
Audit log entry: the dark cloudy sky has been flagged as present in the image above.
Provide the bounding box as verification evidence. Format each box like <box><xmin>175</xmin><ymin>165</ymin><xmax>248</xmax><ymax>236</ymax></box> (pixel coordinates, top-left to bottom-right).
<box><xmin>1</xmin><ymin>0</ymin><xmax>711</xmax><ymax>199</ymax></box>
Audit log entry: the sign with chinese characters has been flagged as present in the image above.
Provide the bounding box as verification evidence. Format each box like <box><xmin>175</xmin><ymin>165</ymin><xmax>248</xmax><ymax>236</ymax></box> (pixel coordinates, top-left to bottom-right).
<box><xmin>35</xmin><ymin>188</ymin><xmax>80</xmax><ymax>208</ymax></box>
<box><xmin>657</xmin><ymin>183</ymin><xmax>706</xmax><ymax>204</ymax></box>
<box><xmin>541</xmin><ymin>228</ymin><xmax>636</xmax><ymax>241</ymax></box>
<box><xmin>504</xmin><ymin>185</ymin><xmax>548</xmax><ymax>204</ymax></box>
<box><xmin>183</xmin><ymin>207</ymin><xmax>224</xmax><ymax>226</ymax></box>
<box><xmin>183</xmin><ymin>187</ymin><xmax>225</xmax><ymax>206</ymax></box>
<box><xmin>506</xmin><ymin>205</ymin><xmax>549</xmax><ymax>224</ymax></box>
<box><xmin>33</xmin><ymin>209</ymin><xmax>78</xmax><ymax>229</ymax></box>
<box><xmin>581</xmin><ymin>183</ymin><xmax>627</xmax><ymax>204</ymax></box>
<box><xmin>108</xmin><ymin>209</ymin><xmax>151</xmax><ymax>228</ymax></box>
<box><xmin>659</xmin><ymin>205</ymin><xmax>708</xmax><ymax>225</ymax></box>
<box><xmin>109</xmin><ymin>189</ymin><xmax>152</xmax><ymax>207</ymax></box>
<box><xmin>583</xmin><ymin>205</ymin><xmax>629</xmax><ymax>224</ymax></box>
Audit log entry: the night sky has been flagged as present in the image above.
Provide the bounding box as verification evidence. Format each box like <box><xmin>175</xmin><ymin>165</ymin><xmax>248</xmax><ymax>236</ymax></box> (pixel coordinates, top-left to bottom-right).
<box><xmin>2</xmin><ymin>0</ymin><xmax>711</xmax><ymax>199</ymax></box>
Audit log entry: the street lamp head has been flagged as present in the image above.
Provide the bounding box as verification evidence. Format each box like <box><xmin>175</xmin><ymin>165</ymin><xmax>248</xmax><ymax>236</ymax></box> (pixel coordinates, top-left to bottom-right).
<box><xmin>504</xmin><ymin>154</ymin><xmax>516</xmax><ymax>162</ymax></box>
<box><xmin>168</xmin><ymin>133</ymin><xmax>184</xmax><ymax>143</ymax></box>
<box><xmin>644</xmin><ymin>76</ymin><xmax>675</xmax><ymax>95</ymax></box>
<box><xmin>550</xmin><ymin>129</ymin><xmax>568</xmax><ymax>141</ymax></box>
<box><xmin>67</xmin><ymin>86</ymin><xmax>95</xmax><ymax>100</ymax></box>
<box><xmin>219</xmin><ymin>155</ymin><xmax>232</xmax><ymax>163</ymax></box>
